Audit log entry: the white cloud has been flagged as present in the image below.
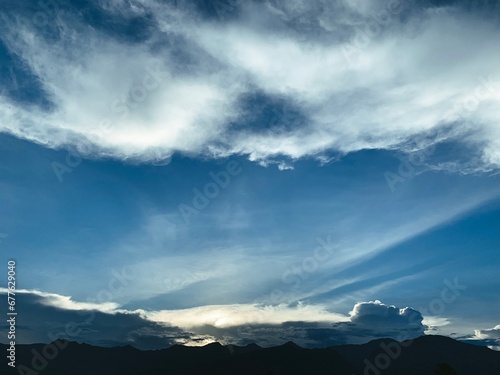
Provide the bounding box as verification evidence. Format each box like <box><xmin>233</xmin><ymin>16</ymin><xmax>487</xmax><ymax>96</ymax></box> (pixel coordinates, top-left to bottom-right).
<box><xmin>0</xmin><ymin>9</ymin><xmax>243</xmax><ymax>160</ymax></box>
<box><xmin>423</xmin><ymin>316</ymin><xmax>452</xmax><ymax>334</ymax></box>
<box><xmin>475</xmin><ymin>325</ymin><xmax>500</xmax><ymax>339</ymax></box>
<box><xmin>350</xmin><ymin>300</ymin><xmax>423</xmax><ymax>327</ymax></box>
<box><xmin>0</xmin><ymin>288</ymin><xmax>426</xmax><ymax>347</ymax></box>
<box><xmin>473</xmin><ymin>325</ymin><xmax>500</xmax><ymax>351</ymax></box>
<box><xmin>143</xmin><ymin>299</ymin><xmax>426</xmax><ymax>347</ymax></box>
<box><xmin>0</xmin><ymin>288</ymin><xmax>119</xmax><ymax>312</ymax></box>
<box><xmin>144</xmin><ymin>302</ymin><xmax>349</xmax><ymax>328</ymax></box>
<box><xmin>1</xmin><ymin>1</ymin><xmax>499</xmax><ymax>170</ymax></box>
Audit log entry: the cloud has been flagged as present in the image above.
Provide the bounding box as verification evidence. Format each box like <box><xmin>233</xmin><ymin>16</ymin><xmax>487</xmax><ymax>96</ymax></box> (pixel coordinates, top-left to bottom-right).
<box><xmin>0</xmin><ymin>289</ymin><xmax>426</xmax><ymax>348</ymax></box>
<box><xmin>172</xmin><ymin>300</ymin><xmax>426</xmax><ymax>347</ymax></box>
<box><xmin>476</xmin><ymin>325</ymin><xmax>500</xmax><ymax>339</ymax></box>
<box><xmin>4</xmin><ymin>288</ymin><xmax>120</xmax><ymax>313</ymax></box>
<box><xmin>0</xmin><ymin>3</ymin><xmax>244</xmax><ymax>160</ymax></box>
<box><xmin>0</xmin><ymin>289</ymin><xmax>212</xmax><ymax>349</ymax></box>
<box><xmin>0</xmin><ymin>0</ymin><xmax>499</xmax><ymax>171</ymax></box>
<box><xmin>144</xmin><ymin>302</ymin><xmax>349</xmax><ymax>329</ymax></box>
<box><xmin>473</xmin><ymin>325</ymin><xmax>500</xmax><ymax>350</ymax></box>
<box><xmin>350</xmin><ymin>300</ymin><xmax>424</xmax><ymax>328</ymax></box>
<box><xmin>346</xmin><ymin>300</ymin><xmax>425</xmax><ymax>342</ymax></box>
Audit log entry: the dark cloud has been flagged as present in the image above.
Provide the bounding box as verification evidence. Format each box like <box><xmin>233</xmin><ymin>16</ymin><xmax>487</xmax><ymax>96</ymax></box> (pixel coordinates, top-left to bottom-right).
<box><xmin>0</xmin><ymin>290</ymin><xmax>210</xmax><ymax>349</ymax></box>
<box><xmin>0</xmin><ymin>291</ymin><xmax>428</xmax><ymax>349</ymax></box>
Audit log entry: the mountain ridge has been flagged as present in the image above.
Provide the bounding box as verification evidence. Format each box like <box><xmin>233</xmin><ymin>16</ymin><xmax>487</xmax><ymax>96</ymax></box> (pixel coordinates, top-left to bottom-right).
<box><xmin>3</xmin><ymin>335</ymin><xmax>500</xmax><ymax>374</ymax></box>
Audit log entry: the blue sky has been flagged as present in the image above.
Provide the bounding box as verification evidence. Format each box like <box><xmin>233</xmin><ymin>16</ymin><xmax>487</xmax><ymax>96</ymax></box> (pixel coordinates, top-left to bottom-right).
<box><xmin>1</xmin><ymin>0</ymin><xmax>500</xmax><ymax>350</ymax></box>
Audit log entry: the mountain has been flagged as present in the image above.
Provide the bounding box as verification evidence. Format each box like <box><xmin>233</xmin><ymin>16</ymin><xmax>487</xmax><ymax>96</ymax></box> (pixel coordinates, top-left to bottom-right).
<box><xmin>3</xmin><ymin>335</ymin><xmax>500</xmax><ymax>375</ymax></box>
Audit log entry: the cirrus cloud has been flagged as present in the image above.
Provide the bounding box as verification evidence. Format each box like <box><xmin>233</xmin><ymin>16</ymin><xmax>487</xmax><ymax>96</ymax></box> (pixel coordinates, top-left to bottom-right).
<box><xmin>0</xmin><ymin>0</ymin><xmax>499</xmax><ymax>171</ymax></box>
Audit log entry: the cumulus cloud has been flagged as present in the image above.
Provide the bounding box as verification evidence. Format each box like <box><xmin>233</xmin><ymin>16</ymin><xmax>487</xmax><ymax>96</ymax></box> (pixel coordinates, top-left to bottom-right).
<box><xmin>0</xmin><ymin>0</ymin><xmax>499</xmax><ymax>170</ymax></box>
<box><xmin>0</xmin><ymin>289</ymin><xmax>425</xmax><ymax>348</ymax></box>
<box><xmin>350</xmin><ymin>299</ymin><xmax>424</xmax><ymax>328</ymax></box>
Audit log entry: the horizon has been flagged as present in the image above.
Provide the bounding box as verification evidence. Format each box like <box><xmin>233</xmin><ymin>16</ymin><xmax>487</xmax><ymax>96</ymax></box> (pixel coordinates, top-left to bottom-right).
<box><xmin>0</xmin><ymin>333</ymin><xmax>492</xmax><ymax>351</ymax></box>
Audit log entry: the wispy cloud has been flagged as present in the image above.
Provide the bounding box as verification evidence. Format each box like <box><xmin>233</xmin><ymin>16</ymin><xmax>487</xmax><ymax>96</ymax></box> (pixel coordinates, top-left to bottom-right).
<box><xmin>1</xmin><ymin>0</ymin><xmax>499</xmax><ymax>171</ymax></box>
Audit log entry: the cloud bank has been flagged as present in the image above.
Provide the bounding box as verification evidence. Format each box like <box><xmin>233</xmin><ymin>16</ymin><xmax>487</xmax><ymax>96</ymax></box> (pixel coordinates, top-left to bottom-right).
<box><xmin>0</xmin><ymin>0</ymin><xmax>499</xmax><ymax>170</ymax></box>
<box><xmin>0</xmin><ymin>289</ymin><xmax>427</xmax><ymax>348</ymax></box>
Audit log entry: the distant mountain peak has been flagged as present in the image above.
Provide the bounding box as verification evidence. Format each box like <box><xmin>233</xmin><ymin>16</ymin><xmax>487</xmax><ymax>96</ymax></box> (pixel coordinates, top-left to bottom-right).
<box><xmin>282</xmin><ymin>341</ymin><xmax>301</xmax><ymax>348</ymax></box>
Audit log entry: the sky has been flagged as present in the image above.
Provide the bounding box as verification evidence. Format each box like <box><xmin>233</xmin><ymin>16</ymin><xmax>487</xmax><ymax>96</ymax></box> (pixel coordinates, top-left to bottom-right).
<box><xmin>0</xmin><ymin>0</ymin><xmax>500</xmax><ymax>351</ymax></box>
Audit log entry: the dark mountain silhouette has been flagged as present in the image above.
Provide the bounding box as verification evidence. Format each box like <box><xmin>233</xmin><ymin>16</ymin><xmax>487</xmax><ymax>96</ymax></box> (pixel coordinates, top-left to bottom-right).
<box><xmin>2</xmin><ymin>335</ymin><xmax>500</xmax><ymax>375</ymax></box>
